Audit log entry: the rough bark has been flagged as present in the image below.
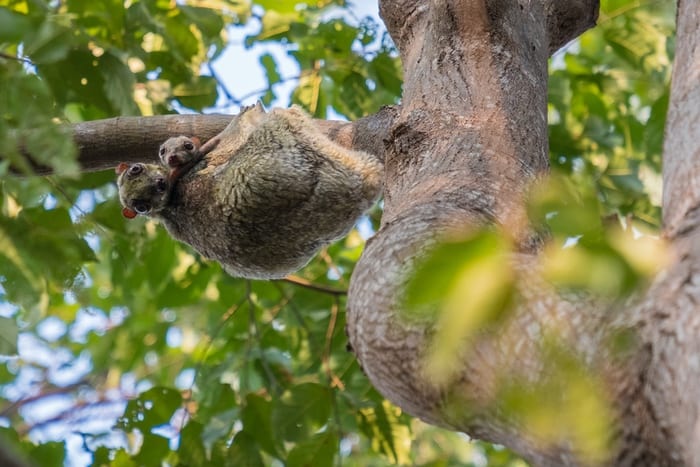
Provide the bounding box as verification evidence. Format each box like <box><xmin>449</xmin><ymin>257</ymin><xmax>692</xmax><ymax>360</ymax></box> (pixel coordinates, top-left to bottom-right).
<box><xmin>620</xmin><ymin>1</ymin><xmax>700</xmax><ymax>464</ymax></box>
<box><xmin>345</xmin><ymin>0</ymin><xmax>698</xmax><ymax>465</ymax></box>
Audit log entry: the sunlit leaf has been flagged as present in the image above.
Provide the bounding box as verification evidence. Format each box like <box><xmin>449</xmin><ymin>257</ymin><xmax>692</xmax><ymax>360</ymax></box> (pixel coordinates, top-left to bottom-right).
<box><xmin>357</xmin><ymin>400</ymin><xmax>411</xmax><ymax>464</ymax></box>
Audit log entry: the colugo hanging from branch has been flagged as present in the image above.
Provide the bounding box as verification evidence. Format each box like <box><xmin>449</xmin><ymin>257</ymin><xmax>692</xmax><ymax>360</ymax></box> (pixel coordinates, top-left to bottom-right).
<box><xmin>116</xmin><ymin>104</ymin><xmax>384</xmax><ymax>279</ymax></box>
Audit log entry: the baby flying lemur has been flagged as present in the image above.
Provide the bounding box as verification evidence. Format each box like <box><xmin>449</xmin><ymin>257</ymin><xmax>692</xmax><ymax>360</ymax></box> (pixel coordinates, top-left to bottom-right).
<box><xmin>116</xmin><ymin>135</ymin><xmax>220</xmax><ymax>218</ymax></box>
<box><xmin>117</xmin><ymin>104</ymin><xmax>384</xmax><ymax>279</ymax></box>
<box><xmin>159</xmin><ymin>135</ymin><xmax>221</xmax><ymax>183</ymax></box>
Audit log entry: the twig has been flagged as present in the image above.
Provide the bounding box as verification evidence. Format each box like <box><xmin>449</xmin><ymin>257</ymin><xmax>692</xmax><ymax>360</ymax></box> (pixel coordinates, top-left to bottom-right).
<box><xmin>16</xmin><ymin>398</ymin><xmax>125</xmax><ymax>436</ymax></box>
<box><xmin>280</xmin><ymin>275</ymin><xmax>347</xmax><ymax>296</ymax></box>
<box><xmin>0</xmin><ymin>52</ymin><xmax>32</xmax><ymax>64</ymax></box>
<box><xmin>0</xmin><ymin>380</ymin><xmax>89</xmax><ymax>417</ymax></box>
<box><xmin>319</xmin><ymin>249</ymin><xmax>347</xmax><ymax>286</ymax></box>
<box><xmin>322</xmin><ymin>297</ymin><xmax>345</xmax><ymax>390</ymax></box>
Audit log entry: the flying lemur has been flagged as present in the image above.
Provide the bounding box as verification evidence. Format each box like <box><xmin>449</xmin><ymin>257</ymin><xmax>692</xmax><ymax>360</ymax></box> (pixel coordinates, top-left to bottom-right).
<box><xmin>117</xmin><ymin>104</ymin><xmax>384</xmax><ymax>279</ymax></box>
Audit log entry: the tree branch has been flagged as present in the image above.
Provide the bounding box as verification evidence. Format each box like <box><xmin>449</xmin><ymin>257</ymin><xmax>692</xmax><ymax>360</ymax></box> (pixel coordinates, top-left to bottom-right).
<box><xmin>347</xmin><ymin>1</ymin><xmax>621</xmax><ymax>465</ymax></box>
<box><xmin>544</xmin><ymin>0</ymin><xmax>599</xmax><ymax>54</ymax></box>
<box><xmin>661</xmin><ymin>0</ymin><xmax>700</xmax><ymax>239</ymax></box>
<box><xmin>7</xmin><ymin>106</ymin><xmax>398</xmax><ymax>175</ymax></box>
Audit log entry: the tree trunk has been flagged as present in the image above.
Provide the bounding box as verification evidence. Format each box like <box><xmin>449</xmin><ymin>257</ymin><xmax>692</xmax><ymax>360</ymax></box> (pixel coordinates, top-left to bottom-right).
<box><xmin>346</xmin><ymin>0</ymin><xmax>700</xmax><ymax>465</ymax></box>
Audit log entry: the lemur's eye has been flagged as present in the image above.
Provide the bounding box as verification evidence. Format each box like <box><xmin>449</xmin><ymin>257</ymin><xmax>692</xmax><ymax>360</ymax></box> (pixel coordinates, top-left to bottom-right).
<box><xmin>132</xmin><ymin>200</ymin><xmax>151</xmax><ymax>214</ymax></box>
<box><xmin>156</xmin><ymin>178</ymin><xmax>168</xmax><ymax>192</ymax></box>
<box><xmin>128</xmin><ymin>164</ymin><xmax>144</xmax><ymax>176</ymax></box>
<box><xmin>184</xmin><ymin>141</ymin><xmax>194</xmax><ymax>151</ymax></box>
<box><xmin>159</xmin><ymin>147</ymin><xmax>166</xmax><ymax>156</ymax></box>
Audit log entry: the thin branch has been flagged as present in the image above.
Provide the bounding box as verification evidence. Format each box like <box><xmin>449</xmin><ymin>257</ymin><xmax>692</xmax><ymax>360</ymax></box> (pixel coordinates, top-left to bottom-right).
<box><xmin>207</xmin><ymin>62</ymin><xmax>238</xmax><ymax>104</ymax></box>
<box><xmin>318</xmin><ymin>249</ymin><xmax>348</xmax><ymax>287</ymax></box>
<box><xmin>280</xmin><ymin>274</ymin><xmax>347</xmax><ymax>296</ymax></box>
<box><xmin>234</xmin><ymin>74</ymin><xmax>302</xmax><ymax>104</ymax></box>
<box><xmin>0</xmin><ymin>52</ymin><xmax>32</xmax><ymax>64</ymax></box>
<box><xmin>16</xmin><ymin>399</ymin><xmax>125</xmax><ymax>436</ymax></box>
<box><xmin>272</xmin><ymin>282</ymin><xmax>309</xmax><ymax>329</ymax></box>
<box><xmin>0</xmin><ymin>380</ymin><xmax>90</xmax><ymax>417</ymax></box>
<box><xmin>322</xmin><ymin>297</ymin><xmax>345</xmax><ymax>390</ymax></box>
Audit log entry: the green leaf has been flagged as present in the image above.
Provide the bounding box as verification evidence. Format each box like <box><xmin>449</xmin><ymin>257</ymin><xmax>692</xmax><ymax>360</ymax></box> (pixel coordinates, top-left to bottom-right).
<box><xmin>180</xmin><ymin>6</ymin><xmax>225</xmax><ymax>39</ymax></box>
<box><xmin>28</xmin><ymin>441</ymin><xmax>65</xmax><ymax>467</ymax></box>
<box><xmin>163</xmin><ymin>14</ymin><xmax>199</xmax><ymax>61</ymax></box>
<box><xmin>357</xmin><ymin>400</ymin><xmax>411</xmax><ymax>464</ymax></box>
<box><xmin>177</xmin><ymin>421</ymin><xmax>208</xmax><ymax>466</ymax></box>
<box><xmin>100</xmin><ymin>52</ymin><xmax>139</xmax><ymax>116</ymax></box>
<box><xmin>403</xmin><ymin>232</ymin><xmax>511</xmax><ymax>317</ymax></box>
<box><xmin>0</xmin><ymin>205</ymin><xmax>94</xmax><ymax>311</ymax></box>
<box><xmin>227</xmin><ymin>431</ymin><xmax>264</xmax><ymax>467</ymax></box>
<box><xmin>645</xmin><ymin>90</ymin><xmax>669</xmax><ymax>159</ymax></box>
<box><xmin>133</xmin><ymin>432</ymin><xmax>170</xmax><ymax>466</ymax></box>
<box><xmin>260</xmin><ymin>53</ymin><xmax>281</xmax><ymax>87</ymax></box>
<box><xmin>117</xmin><ymin>386</ymin><xmax>182</xmax><ymax>431</ymax></box>
<box><xmin>287</xmin><ymin>431</ymin><xmax>338</xmax><ymax>467</ymax></box>
<box><xmin>272</xmin><ymin>383</ymin><xmax>332</xmax><ymax>442</ymax></box>
<box><xmin>241</xmin><ymin>393</ymin><xmax>281</xmax><ymax>458</ymax></box>
<box><xmin>256</xmin><ymin>0</ymin><xmax>300</xmax><ymax>15</ymax></box>
<box><xmin>529</xmin><ymin>174</ymin><xmax>604</xmax><ymax>239</ymax></box>
<box><xmin>0</xmin><ymin>317</ymin><xmax>18</xmax><ymax>355</ymax></box>
<box><xmin>0</xmin><ymin>7</ymin><xmax>31</xmax><ymax>42</ymax></box>
<box><xmin>173</xmin><ymin>76</ymin><xmax>218</xmax><ymax>109</ymax></box>
<box><xmin>370</xmin><ymin>51</ymin><xmax>403</xmax><ymax>96</ymax></box>
<box><xmin>24</xmin><ymin>18</ymin><xmax>73</xmax><ymax>64</ymax></box>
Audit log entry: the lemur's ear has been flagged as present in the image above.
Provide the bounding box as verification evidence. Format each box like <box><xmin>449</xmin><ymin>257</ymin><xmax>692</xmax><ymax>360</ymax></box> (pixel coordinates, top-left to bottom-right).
<box><xmin>116</xmin><ymin>162</ymin><xmax>130</xmax><ymax>174</ymax></box>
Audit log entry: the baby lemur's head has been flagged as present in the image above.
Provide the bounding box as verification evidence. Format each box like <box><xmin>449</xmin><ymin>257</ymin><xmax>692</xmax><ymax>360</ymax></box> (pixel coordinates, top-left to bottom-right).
<box><xmin>116</xmin><ymin>162</ymin><xmax>171</xmax><ymax>218</ymax></box>
<box><xmin>159</xmin><ymin>136</ymin><xmax>201</xmax><ymax>168</ymax></box>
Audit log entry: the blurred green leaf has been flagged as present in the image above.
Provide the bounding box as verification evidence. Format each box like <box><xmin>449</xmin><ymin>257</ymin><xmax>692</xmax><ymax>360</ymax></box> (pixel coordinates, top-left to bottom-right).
<box><xmin>173</xmin><ymin>76</ymin><xmax>218</xmax><ymax>109</ymax></box>
<box><xmin>24</xmin><ymin>18</ymin><xmax>73</xmax><ymax>64</ymax></box>
<box><xmin>0</xmin><ymin>317</ymin><xmax>18</xmax><ymax>355</ymax></box>
<box><xmin>498</xmin><ymin>340</ymin><xmax>614</xmax><ymax>465</ymax></box>
<box><xmin>178</xmin><ymin>421</ymin><xmax>208</xmax><ymax>466</ymax></box>
<box><xmin>0</xmin><ymin>7</ymin><xmax>31</xmax><ymax>43</ymax></box>
<box><xmin>227</xmin><ymin>431</ymin><xmax>264</xmax><ymax>467</ymax></box>
<box><xmin>28</xmin><ymin>441</ymin><xmax>65</xmax><ymax>467</ymax></box>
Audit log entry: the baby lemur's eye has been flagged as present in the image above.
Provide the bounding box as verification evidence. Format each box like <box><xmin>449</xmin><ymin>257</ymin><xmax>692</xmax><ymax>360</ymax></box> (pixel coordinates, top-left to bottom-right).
<box><xmin>184</xmin><ymin>141</ymin><xmax>194</xmax><ymax>151</ymax></box>
<box><xmin>132</xmin><ymin>200</ymin><xmax>150</xmax><ymax>214</ymax></box>
<box><xmin>159</xmin><ymin>147</ymin><xmax>166</xmax><ymax>156</ymax></box>
<box><xmin>128</xmin><ymin>164</ymin><xmax>144</xmax><ymax>176</ymax></box>
<box><xmin>156</xmin><ymin>178</ymin><xmax>167</xmax><ymax>192</ymax></box>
